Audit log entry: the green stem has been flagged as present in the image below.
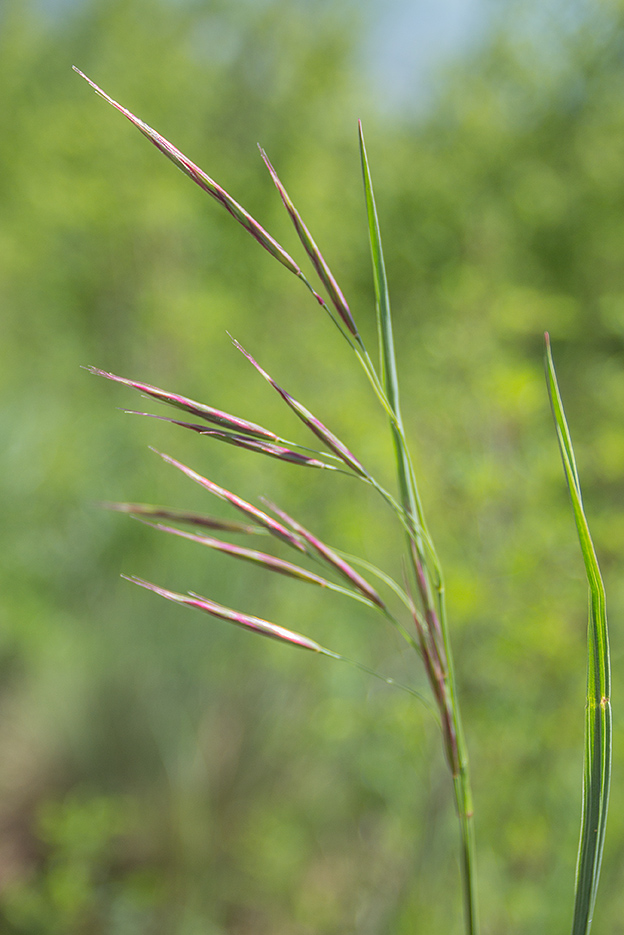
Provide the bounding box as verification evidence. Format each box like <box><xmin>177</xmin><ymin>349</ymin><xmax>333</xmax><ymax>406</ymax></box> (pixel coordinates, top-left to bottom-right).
<box><xmin>439</xmin><ymin>588</ymin><xmax>479</xmax><ymax>935</ymax></box>
<box><xmin>359</xmin><ymin>120</ymin><xmax>479</xmax><ymax>935</ymax></box>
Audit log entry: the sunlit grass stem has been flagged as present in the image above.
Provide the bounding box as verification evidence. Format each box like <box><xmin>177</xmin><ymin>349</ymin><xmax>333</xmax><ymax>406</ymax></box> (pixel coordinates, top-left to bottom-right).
<box><xmin>359</xmin><ymin>122</ymin><xmax>479</xmax><ymax>935</ymax></box>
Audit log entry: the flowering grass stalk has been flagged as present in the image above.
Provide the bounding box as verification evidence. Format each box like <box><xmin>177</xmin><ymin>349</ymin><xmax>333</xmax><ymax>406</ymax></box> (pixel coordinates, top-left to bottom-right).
<box><xmin>78</xmin><ymin>69</ymin><xmax>612</xmax><ymax>934</ymax></box>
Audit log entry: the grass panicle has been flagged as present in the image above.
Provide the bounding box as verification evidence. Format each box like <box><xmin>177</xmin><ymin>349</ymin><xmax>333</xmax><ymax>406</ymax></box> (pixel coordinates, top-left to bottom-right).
<box><xmin>82</xmin><ymin>70</ymin><xmax>613</xmax><ymax>935</ymax></box>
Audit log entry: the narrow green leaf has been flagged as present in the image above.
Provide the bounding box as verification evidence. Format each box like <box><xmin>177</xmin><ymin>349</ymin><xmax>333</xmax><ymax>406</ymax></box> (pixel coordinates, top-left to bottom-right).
<box><xmin>358</xmin><ymin>121</ymin><xmax>424</xmax><ymax>538</ymax></box>
<box><xmin>359</xmin><ymin>121</ymin><xmax>478</xmax><ymax>935</ymax></box>
<box><xmin>358</xmin><ymin>122</ymin><xmax>396</xmax><ymax>404</ymax></box>
<box><xmin>545</xmin><ymin>333</ymin><xmax>612</xmax><ymax>935</ymax></box>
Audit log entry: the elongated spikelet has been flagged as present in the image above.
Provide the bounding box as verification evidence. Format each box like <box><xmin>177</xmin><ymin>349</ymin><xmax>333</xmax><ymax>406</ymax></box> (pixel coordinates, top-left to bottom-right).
<box><xmin>196</xmin><ymin>431</ymin><xmax>338</xmax><ymax>469</ymax></box>
<box><xmin>138</xmin><ymin>520</ymin><xmax>335</xmax><ymax>586</ymax></box>
<box><xmin>73</xmin><ymin>69</ymin><xmax>308</xmax><ymax>280</ymax></box>
<box><xmin>100</xmin><ymin>502</ymin><xmax>260</xmax><ymax>534</ymax></box>
<box><xmin>259</xmin><ymin>147</ymin><xmax>358</xmax><ymax>337</ymax></box>
<box><xmin>154</xmin><ymin>450</ymin><xmax>306</xmax><ymax>552</ymax></box>
<box><xmin>265</xmin><ymin>501</ymin><xmax>386</xmax><ymax>611</ymax></box>
<box><xmin>88</xmin><ymin>367</ymin><xmax>277</xmax><ymax>440</ymax></box>
<box><xmin>232</xmin><ymin>339</ymin><xmax>367</xmax><ymax>477</ymax></box>
<box><xmin>124</xmin><ymin>576</ymin><xmax>326</xmax><ymax>651</ymax></box>
<box><xmin>125</xmin><ymin>410</ymin><xmax>337</xmax><ymax>469</ymax></box>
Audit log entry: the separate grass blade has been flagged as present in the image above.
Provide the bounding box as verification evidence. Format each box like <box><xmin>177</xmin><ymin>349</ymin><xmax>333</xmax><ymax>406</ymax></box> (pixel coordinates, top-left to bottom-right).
<box><xmin>87</xmin><ymin>366</ymin><xmax>278</xmax><ymax>440</ymax></box>
<box><xmin>259</xmin><ymin>147</ymin><xmax>359</xmax><ymax>338</ymax></box>
<box><xmin>100</xmin><ymin>501</ymin><xmax>261</xmax><ymax>534</ymax></box>
<box><xmin>545</xmin><ymin>334</ymin><xmax>612</xmax><ymax>935</ymax></box>
<box><xmin>358</xmin><ymin>123</ymin><xmax>397</xmax><ymax>410</ymax></box>
<box><xmin>153</xmin><ymin>449</ymin><xmax>306</xmax><ymax>552</ymax></box>
<box><xmin>231</xmin><ymin>338</ymin><xmax>367</xmax><ymax>477</ymax></box>
<box><xmin>358</xmin><ymin>122</ymin><xmax>427</xmax><ymax>544</ymax></box>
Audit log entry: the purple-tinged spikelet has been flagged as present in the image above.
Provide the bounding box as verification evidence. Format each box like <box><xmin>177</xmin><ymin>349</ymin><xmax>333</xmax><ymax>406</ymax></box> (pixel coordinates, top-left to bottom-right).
<box><xmin>259</xmin><ymin>147</ymin><xmax>358</xmax><ymax>337</ymax></box>
<box><xmin>265</xmin><ymin>501</ymin><xmax>386</xmax><ymax>611</ymax></box>
<box><xmin>124</xmin><ymin>576</ymin><xmax>325</xmax><ymax>651</ymax></box>
<box><xmin>139</xmin><ymin>521</ymin><xmax>335</xmax><ymax>586</ymax></box>
<box><xmin>101</xmin><ymin>502</ymin><xmax>259</xmax><ymax>534</ymax></box>
<box><xmin>197</xmin><ymin>431</ymin><xmax>338</xmax><ymax>469</ymax></box>
<box><xmin>231</xmin><ymin>340</ymin><xmax>367</xmax><ymax>477</ymax></box>
<box><xmin>124</xmin><ymin>411</ymin><xmax>337</xmax><ymax>469</ymax></box>
<box><xmin>88</xmin><ymin>367</ymin><xmax>276</xmax><ymax>440</ymax></box>
<box><xmin>154</xmin><ymin>450</ymin><xmax>306</xmax><ymax>552</ymax></box>
<box><xmin>73</xmin><ymin>69</ymin><xmax>304</xmax><ymax>277</ymax></box>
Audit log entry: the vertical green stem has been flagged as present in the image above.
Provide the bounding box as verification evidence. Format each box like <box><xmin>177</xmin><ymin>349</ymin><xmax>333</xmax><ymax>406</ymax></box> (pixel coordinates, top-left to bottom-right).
<box><xmin>359</xmin><ymin>122</ymin><xmax>479</xmax><ymax>935</ymax></box>
<box><xmin>439</xmin><ymin>590</ymin><xmax>479</xmax><ymax>935</ymax></box>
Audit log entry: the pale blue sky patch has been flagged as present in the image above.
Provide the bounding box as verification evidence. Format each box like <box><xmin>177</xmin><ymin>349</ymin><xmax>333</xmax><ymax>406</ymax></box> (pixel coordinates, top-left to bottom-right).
<box><xmin>361</xmin><ymin>0</ymin><xmax>490</xmax><ymax>113</ymax></box>
<box><xmin>33</xmin><ymin>0</ymin><xmax>492</xmax><ymax>114</ymax></box>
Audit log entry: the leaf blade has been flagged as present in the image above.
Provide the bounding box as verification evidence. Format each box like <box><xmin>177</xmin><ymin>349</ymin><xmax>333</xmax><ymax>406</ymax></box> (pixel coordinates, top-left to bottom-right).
<box><xmin>545</xmin><ymin>334</ymin><xmax>611</xmax><ymax>935</ymax></box>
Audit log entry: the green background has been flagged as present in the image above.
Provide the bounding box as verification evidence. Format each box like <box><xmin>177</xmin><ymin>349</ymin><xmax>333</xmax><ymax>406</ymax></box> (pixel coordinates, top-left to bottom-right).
<box><xmin>1</xmin><ymin>0</ymin><xmax>624</xmax><ymax>931</ymax></box>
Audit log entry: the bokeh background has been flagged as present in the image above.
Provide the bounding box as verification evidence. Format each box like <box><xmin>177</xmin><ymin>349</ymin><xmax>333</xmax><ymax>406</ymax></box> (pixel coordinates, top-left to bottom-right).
<box><xmin>2</xmin><ymin>0</ymin><xmax>624</xmax><ymax>931</ymax></box>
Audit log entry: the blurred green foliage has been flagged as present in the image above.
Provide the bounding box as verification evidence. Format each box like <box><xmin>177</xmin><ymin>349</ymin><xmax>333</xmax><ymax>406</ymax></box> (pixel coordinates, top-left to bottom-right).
<box><xmin>2</xmin><ymin>0</ymin><xmax>624</xmax><ymax>932</ymax></box>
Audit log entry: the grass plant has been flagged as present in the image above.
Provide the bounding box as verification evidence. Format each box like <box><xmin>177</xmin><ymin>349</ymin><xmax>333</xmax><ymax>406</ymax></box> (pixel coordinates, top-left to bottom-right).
<box><xmin>76</xmin><ymin>68</ymin><xmax>612</xmax><ymax>934</ymax></box>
